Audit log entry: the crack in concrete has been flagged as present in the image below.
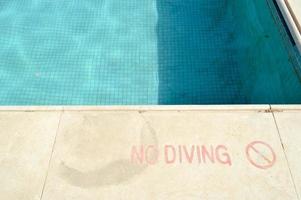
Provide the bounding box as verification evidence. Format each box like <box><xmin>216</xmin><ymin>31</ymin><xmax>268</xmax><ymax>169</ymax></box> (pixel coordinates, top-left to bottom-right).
<box><xmin>272</xmin><ymin>111</ymin><xmax>300</xmax><ymax>200</ymax></box>
<box><xmin>39</xmin><ymin>110</ymin><xmax>64</xmax><ymax>200</ymax></box>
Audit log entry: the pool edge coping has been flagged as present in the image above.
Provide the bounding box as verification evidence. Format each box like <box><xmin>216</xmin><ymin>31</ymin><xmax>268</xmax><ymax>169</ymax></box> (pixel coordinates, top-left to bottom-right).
<box><xmin>0</xmin><ymin>105</ymin><xmax>300</xmax><ymax>112</ymax></box>
<box><xmin>276</xmin><ymin>0</ymin><xmax>301</xmax><ymax>53</ymax></box>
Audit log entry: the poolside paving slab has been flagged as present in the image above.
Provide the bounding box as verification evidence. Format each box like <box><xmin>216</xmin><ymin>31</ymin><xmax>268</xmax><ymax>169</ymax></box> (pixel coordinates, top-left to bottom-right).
<box><xmin>0</xmin><ymin>112</ymin><xmax>61</xmax><ymax>200</ymax></box>
<box><xmin>273</xmin><ymin>111</ymin><xmax>301</xmax><ymax>198</ymax></box>
<box><xmin>40</xmin><ymin>110</ymin><xmax>298</xmax><ymax>200</ymax></box>
<box><xmin>290</xmin><ymin>0</ymin><xmax>301</xmax><ymax>26</ymax></box>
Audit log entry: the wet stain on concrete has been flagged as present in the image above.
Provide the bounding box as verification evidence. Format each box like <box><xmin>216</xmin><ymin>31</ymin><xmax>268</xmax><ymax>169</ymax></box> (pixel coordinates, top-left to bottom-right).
<box><xmin>59</xmin><ymin>159</ymin><xmax>147</xmax><ymax>188</ymax></box>
<box><xmin>59</xmin><ymin>120</ymin><xmax>158</xmax><ymax>188</ymax></box>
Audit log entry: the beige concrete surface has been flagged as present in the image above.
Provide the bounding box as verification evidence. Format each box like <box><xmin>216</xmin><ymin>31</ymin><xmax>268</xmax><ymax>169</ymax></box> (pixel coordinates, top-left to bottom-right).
<box><xmin>274</xmin><ymin>111</ymin><xmax>301</xmax><ymax>198</ymax></box>
<box><xmin>271</xmin><ymin>105</ymin><xmax>301</xmax><ymax>111</ymax></box>
<box><xmin>0</xmin><ymin>107</ymin><xmax>300</xmax><ymax>200</ymax></box>
<box><xmin>0</xmin><ymin>112</ymin><xmax>61</xmax><ymax>200</ymax></box>
<box><xmin>290</xmin><ymin>0</ymin><xmax>301</xmax><ymax>27</ymax></box>
<box><xmin>41</xmin><ymin>110</ymin><xmax>296</xmax><ymax>200</ymax></box>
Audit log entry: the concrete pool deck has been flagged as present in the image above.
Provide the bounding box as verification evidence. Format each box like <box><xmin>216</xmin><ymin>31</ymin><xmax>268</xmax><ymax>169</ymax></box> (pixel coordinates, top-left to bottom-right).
<box><xmin>287</xmin><ymin>0</ymin><xmax>301</xmax><ymax>33</ymax></box>
<box><xmin>0</xmin><ymin>105</ymin><xmax>301</xmax><ymax>199</ymax></box>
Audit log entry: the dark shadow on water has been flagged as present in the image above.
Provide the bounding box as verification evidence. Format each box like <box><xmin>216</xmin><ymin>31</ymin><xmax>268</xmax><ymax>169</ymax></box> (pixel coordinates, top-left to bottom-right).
<box><xmin>156</xmin><ymin>0</ymin><xmax>246</xmax><ymax>104</ymax></box>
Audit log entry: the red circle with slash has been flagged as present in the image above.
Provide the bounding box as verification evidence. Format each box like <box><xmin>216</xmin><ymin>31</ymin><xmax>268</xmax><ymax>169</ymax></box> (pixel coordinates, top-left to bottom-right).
<box><xmin>246</xmin><ymin>141</ymin><xmax>276</xmax><ymax>169</ymax></box>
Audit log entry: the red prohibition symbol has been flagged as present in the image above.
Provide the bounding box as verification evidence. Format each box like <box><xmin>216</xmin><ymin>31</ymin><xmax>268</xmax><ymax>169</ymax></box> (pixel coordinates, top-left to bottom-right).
<box><xmin>245</xmin><ymin>141</ymin><xmax>276</xmax><ymax>169</ymax></box>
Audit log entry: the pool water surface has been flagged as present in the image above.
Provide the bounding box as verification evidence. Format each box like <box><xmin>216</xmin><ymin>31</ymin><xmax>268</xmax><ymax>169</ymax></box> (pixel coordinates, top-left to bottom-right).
<box><xmin>0</xmin><ymin>0</ymin><xmax>300</xmax><ymax>105</ymax></box>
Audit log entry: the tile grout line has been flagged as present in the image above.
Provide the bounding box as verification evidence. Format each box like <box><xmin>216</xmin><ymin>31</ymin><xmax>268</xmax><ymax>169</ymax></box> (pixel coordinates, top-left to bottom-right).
<box><xmin>272</xmin><ymin>111</ymin><xmax>300</xmax><ymax>200</ymax></box>
<box><xmin>39</xmin><ymin>110</ymin><xmax>64</xmax><ymax>200</ymax></box>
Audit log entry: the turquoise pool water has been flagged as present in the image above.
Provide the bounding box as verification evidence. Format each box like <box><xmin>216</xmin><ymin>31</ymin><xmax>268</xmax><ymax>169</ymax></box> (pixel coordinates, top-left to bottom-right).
<box><xmin>0</xmin><ymin>0</ymin><xmax>300</xmax><ymax>105</ymax></box>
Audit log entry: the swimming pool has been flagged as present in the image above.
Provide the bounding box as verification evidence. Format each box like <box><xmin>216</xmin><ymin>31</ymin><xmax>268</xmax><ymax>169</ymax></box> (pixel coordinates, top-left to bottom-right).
<box><xmin>0</xmin><ymin>0</ymin><xmax>300</xmax><ymax>105</ymax></box>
